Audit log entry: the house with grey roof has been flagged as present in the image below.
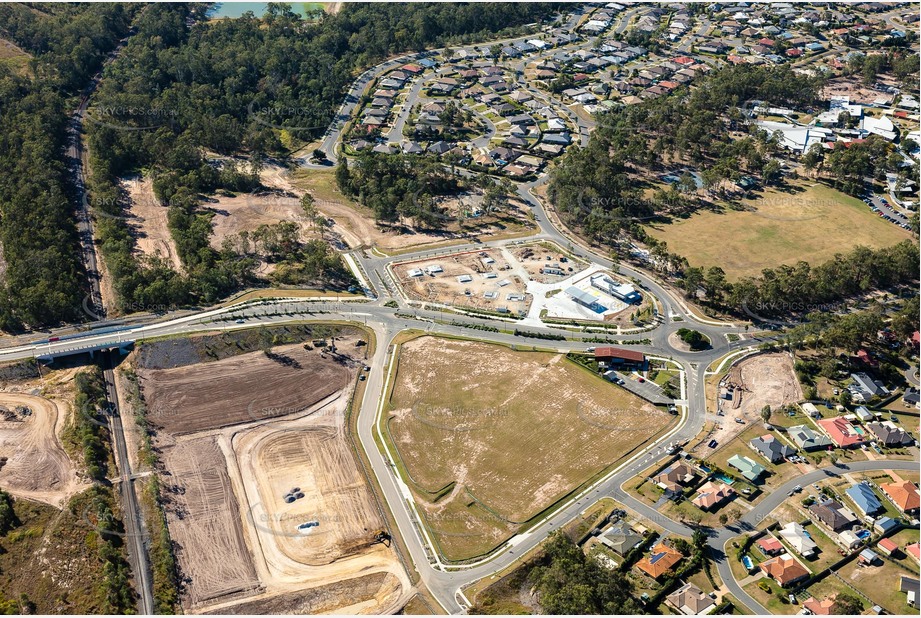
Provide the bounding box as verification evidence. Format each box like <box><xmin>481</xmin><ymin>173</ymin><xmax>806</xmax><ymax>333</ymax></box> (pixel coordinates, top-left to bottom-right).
<box><xmin>787</xmin><ymin>424</ymin><xmax>832</xmax><ymax>451</ymax></box>
<box><xmin>749</xmin><ymin>433</ymin><xmax>794</xmax><ymax>463</ymax></box>
<box><xmin>600</xmin><ymin>522</ymin><xmax>644</xmax><ymax>556</ymax></box>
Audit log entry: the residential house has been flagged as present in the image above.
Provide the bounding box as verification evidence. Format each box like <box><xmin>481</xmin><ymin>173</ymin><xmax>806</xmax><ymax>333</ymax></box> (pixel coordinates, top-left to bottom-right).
<box><xmin>880</xmin><ymin>479</ymin><xmax>920</xmax><ymax>515</ymax></box>
<box><xmin>817</xmin><ymin>416</ymin><xmax>866</xmax><ymax>448</ymax></box>
<box><xmin>756</xmin><ymin>536</ymin><xmax>784</xmax><ymax>556</ymax></box>
<box><xmin>809</xmin><ymin>499</ymin><xmax>857</xmax><ymax>532</ymax></box>
<box><xmin>654</xmin><ymin>461</ymin><xmax>697</xmax><ymax>493</ymax></box>
<box><xmin>850</xmin><ymin>372</ymin><xmax>888</xmax><ymax>401</ymax></box>
<box><xmin>727</xmin><ymin>454</ymin><xmax>766</xmax><ymax>482</ymax></box>
<box><xmin>666</xmin><ymin>583</ymin><xmax>716</xmax><ymax>615</ymax></box>
<box><xmin>600</xmin><ymin>521</ymin><xmax>644</xmax><ymax>556</ymax></box>
<box><xmin>803</xmin><ymin>595</ymin><xmax>841</xmax><ymax>615</ymax></box>
<box><xmin>867</xmin><ymin>421</ymin><xmax>914</xmax><ymax>447</ymax></box>
<box><xmin>906</xmin><ymin>543</ymin><xmax>920</xmax><ymax>565</ymax></box>
<box><xmin>636</xmin><ymin>542</ymin><xmax>683</xmax><ymax>579</ymax></box>
<box><xmin>788</xmin><ymin>425</ymin><xmax>832</xmax><ymax>451</ymax></box>
<box><xmin>845</xmin><ymin>482</ymin><xmax>883</xmax><ymax>517</ymax></box>
<box><xmin>749</xmin><ymin>434</ymin><xmax>794</xmax><ymax>463</ymax></box>
<box><xmin>693</xmin><ymin>481</ymin><xmax>735</xmax><ymax>511</ymax></box>
<box><xmin>778</xmin><ymin>522</ymin><xmax>818</xmax><ymax>558</ymax></box>
<box><xmin>759</xmin><ymin>553</ymin><xmax>809</xmax><ymax>587</ymax></box>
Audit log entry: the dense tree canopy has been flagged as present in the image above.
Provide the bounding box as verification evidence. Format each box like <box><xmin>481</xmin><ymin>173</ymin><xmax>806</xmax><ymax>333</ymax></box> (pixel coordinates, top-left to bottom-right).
<box><xmin>529</xmin><ymin>532</ymin><xmax>639</xmax><ymax>615</ymax></box>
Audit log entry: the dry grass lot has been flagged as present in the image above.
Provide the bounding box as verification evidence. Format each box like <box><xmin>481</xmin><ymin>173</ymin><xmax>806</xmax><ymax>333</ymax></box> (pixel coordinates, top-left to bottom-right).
<box><xmin>387</xmin><ymin>336</ymin><xmax>675</xmax><ymax>561</ymax></box>
<box><xmin>139</xmin><ymin>343</ymin><xmax>352</xmax><ymax>434</ymax></box>
<box><xmin>646</xmin><ymin>182</ymin><xmax>913</xmax><ymax>280</ymax></box>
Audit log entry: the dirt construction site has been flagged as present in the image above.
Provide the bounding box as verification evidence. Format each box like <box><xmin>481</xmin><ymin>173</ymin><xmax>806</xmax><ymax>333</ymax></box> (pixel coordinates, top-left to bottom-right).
<box><xmin>137</xmin><ymin>332</ymin><xmax>409</xmax><ymax>614</ymax></box>
<box><xmin>696</xmin><ymin>352</ymin><xmax>802</xmax><ymax>456</ymax></box>
<box><xmin>394</xmin><ymin>248</ymin><xmax>531</xmax><ymax>315</ymax></box>
<box><xmin>0</xmin><ymin>366</ymin><xmax>89</xmax><ymax>508</ymax></box>
<box><xmin>0</xmin><ymin>390</ymin><xmax>87</xmax><ymax>508</ymax></box>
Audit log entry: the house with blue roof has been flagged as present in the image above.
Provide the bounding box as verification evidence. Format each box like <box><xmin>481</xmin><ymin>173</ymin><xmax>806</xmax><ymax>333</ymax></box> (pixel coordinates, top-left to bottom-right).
<box><xmin>845</xmin><ymin>481</ymin><xmax>883</xmax><ymax>517</ymax></box>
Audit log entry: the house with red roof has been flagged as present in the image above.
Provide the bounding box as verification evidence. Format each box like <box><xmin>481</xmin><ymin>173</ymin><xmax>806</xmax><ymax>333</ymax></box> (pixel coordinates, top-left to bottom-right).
<box><xmin>759</xmin><ymin>553</ymin><xmax>809</xmax><ymax>587</ymax></box>
<box><xmin>817</xmin><ymin>416</ymin><xmax>866</xmax><ymax>448</ymax></box>
<box><xmin>673</xmin><ymin>56</ymin><xmax>695</xmax><ymax>65</ymax></box>
<box><xmin>878</xmin><ymin>537</ymin><xmax>898</xmax><ymax>556</ymax></box>
<box><xmin>803</xmin><ymin>595</ymin><xmax>840</xmax><ymax>615</ymax></box>
<box><xmin>757</xmin><ymin>536</ymin><xmax>784</xmax><ymax>556</ymax></box>
<box><xmin>785</xmin><ymin>48</ymin><xmax>803</xmax><ymax>58</ymax></box>
<box><xmin>906</xmin><ymin>542</ymin><xmax>920</xmax><ymax>564</ymax></box>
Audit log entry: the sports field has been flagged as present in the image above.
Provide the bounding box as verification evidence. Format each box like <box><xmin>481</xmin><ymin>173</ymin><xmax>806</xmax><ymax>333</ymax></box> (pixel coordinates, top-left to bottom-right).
<box><xmin>645</xmin><ymin>182</ymin><xmax>913</xmax><ymax>280</ymax></box>
<box><xmin>386</xmin><ymin>336</ymin><xmax>675</xmax><ymax>561</ymax></box>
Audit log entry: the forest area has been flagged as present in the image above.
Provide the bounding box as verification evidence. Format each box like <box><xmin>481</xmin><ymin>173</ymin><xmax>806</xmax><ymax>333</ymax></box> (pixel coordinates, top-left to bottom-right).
<box><xmin>0</xmin><ymin>3</ymin><xmax>563</xmax><ymax>328</ymax></box>
<box><xmin>0</xmin><ymin>3</ymin><xmax>139</xmax><ymax>330</ymax></box>
<box><xmin>84</xmin><ymin>2</ymin><xmax>562</xmax><ymax>314</ymax></box>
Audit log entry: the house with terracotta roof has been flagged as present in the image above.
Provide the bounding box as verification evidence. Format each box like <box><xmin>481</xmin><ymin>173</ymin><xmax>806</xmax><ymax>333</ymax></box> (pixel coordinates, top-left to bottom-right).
<box><xmin>802</xmin><ymin>595</ymin><xmax>840</xmax><ymax>615</ymax></box>
<box><xmin>756</xmin><ymin>536</ymin><xmax>783</xmax><ymax>556</ymax></box>
<box><xmin>906</xmin><ymin>542</ymin><xmax>920</xmax><ymax>564</ymax></box>
<box><xmin>759</xmin><ymin>553</ymin><xmax>809</xmax><ymax>587</ymax></box>
<box><xmin>693</xmin><ymin>481</ymin><xmax>735</xmax><ymax>511</ymax></box>
<box><xmin>635</xmin><ymin>542</ymin><xmax>683</xmax><ymax>579</ymax></box>
<box><xmin>877</xmin><ymin>537</ymin><xmax>898</xmax><ymax>557</ymax></box>
<box><xmin>880</xmin><ymin>479</ymin><xmax>921</xmax><ymax>515</ymax></box>
<box><xmin>817</xmin><ymin>416</ymin><xmax>866</xmax><ymax>448</ymax></box>
<box><xmin>654</xmin><ymin>461</ymin><xmax>697</xmax><ymax>493</ymax></box>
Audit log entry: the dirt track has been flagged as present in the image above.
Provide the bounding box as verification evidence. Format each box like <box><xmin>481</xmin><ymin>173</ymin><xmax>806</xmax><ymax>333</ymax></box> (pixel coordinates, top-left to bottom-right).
<box><xmin>139</xmin><ymin>343</ymin><xmax>352</xmax><ymax>434</ymax></box>
<box><xmin>0</xmin><ymin>392</ymin><xmax>87</xmax><ymax>507</ymax></box>
<box><xmin>123</xmin><ymin>175</ymin><xmax>184</xmax><ymax>272</ymax></box>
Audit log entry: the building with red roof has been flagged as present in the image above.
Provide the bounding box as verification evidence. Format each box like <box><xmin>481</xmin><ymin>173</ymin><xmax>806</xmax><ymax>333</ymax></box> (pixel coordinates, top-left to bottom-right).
<box><xmin>803</xmin><ymin>595</ymin><xmax>840</xmax><ymax>615</ymax></box>
<box><xmin>906</xmin><ymin>542</ymin><xmax>920</xmax><ymax>564</ymax></box>
<box><xmin>878</xmin><ymin>537</ymin><xmax>898</xmax><ymax>556</ymax></box>
<box><xmin>817</xmin><ymin>416</ymin><xmax>866</xmax><ymax>448</ymax></box>
<box><xmin>757</xmin><ymin>536</ymin><xmax>784</xmax><ymax>556</ymax></box>
<box><xmin>880</xmin><ymin>479</ymin><xmax>921</xmax><ymax>515</ymax></box>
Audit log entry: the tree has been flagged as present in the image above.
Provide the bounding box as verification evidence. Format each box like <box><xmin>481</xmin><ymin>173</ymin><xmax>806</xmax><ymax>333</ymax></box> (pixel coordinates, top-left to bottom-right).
<box><xmin>760</xmin><ymin>405</ymin><xmax>772</xmax><ymax>424</ymax></box>
<box><xmin>838</xmin><ymin>390</ymin><xmax>852</xmax><ymax>406</ymax></box>
<box><xmin>300</xmin><ymin>192</ymin><xmax>318</xmax><ymax>231</ymax></box>
<box><xmin>835</xmin><ymin>593</ymin><xmax>864</xmax><ymax>615</ymax></box>
<box><xmin>528</xmin><ymin>532</ymin><xmax>639</xmax><ymax>615</ymax></box>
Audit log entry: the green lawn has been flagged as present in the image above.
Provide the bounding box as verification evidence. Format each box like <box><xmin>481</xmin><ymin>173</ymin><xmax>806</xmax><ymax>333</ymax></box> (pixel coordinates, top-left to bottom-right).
<box><xmin>741</xmin><ymin>577</ymin><xmax>799</xmax><ymax>615</ymax></box>
<box><xmin>645</xmin><ymin>181</ymin><xmax>914</xmax><ymax>280</ymax></box>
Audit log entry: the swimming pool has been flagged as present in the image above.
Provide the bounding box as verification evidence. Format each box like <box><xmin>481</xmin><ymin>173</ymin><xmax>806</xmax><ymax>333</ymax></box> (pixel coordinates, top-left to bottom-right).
<box><xmin>715</xmin><ymin>473</ymin><xmax>735</xmax><ymax>485</ymax></box>
<box><xmin>856</xmin><ymin>529</ymin><xmax>871</xmax><ymax>540</ymax></box>
<box><xmin>741</xmin><ymin>555</ymin><xmax>754</xmax><ymax>571</ymax></box>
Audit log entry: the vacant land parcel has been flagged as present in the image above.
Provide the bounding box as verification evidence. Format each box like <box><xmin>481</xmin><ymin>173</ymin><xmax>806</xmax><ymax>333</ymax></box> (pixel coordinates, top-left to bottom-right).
<box><xmin>386</xmin><ymin>336</ymin><xmax>674</xmax><ymax>561</ymax></box>
<box><xmin>139</xmin><ymin>343</ymin><xmax>352</xmax><ymax>434</ymax></box>
<box><xmin>646</xmin><ymin>182</ymin><xmax>913</xmax><ymax>280</ymax></box>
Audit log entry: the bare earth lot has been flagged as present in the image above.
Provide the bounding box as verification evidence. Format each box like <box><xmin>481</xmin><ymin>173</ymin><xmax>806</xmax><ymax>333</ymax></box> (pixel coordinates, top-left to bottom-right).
<box><xmin>696</xmin><ymin>352</ymin><xmax>801</xmax><ymax>457</ymax></box>
<box><xmin>387</xmin><ymin>336</ymin><xmax>674</xmax><ymax>560</ymax></box>
<box><xmin>160</xmin><ymin>435</ymin><xmax>263</xmax><ymax>608</ymax></box>
<box><xmin>234</xmin><ymin>416</ymin><xmax>386</xmax><ymax>566</ymax></box>
<box><xmin>139</xmin><ymin>343</ymin><xmax>352</xmax><ymax>434</ymax></box>
<box><xmin>138</xmin><ymin>330</ymin><xmax>407</xmax><ymax>613</ymax></box>
<box><xmin>0</xmin><ymin>391</ymin><xmax>86</xmax><ymax>507</ymax></box>
<box><xmin>122</xmin><ymin>175</ymin><xmax>184</xmax><ymax>272</ymax></box>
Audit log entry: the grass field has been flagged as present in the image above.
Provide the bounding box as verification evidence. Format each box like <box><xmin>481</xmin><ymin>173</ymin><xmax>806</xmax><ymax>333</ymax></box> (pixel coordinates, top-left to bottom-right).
<box><xmin>386</xmin><ymin>335</ymin><xmax>675</xmax><ymax>561</ymax></box>
<box><xmin>645</xmin><ymin>182</ymin><xmax>914</xmax><ymax>280</ymax></box>
<box><xmin>0</xmin><ymin>38</ymin><xmax>30</xmax><ymax>74</ymax></box>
